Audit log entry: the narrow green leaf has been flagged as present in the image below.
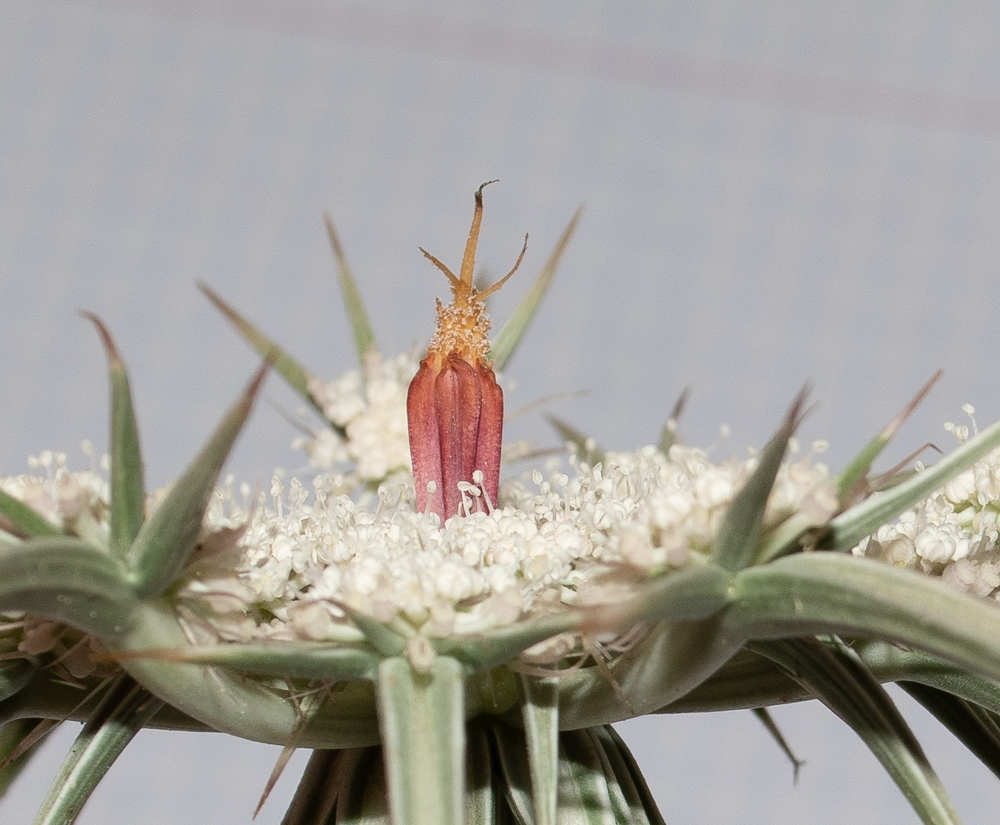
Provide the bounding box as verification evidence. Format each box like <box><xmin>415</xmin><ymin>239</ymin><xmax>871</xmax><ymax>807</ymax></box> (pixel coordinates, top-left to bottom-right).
<box><xmin>857</xmin><ymin>641</ymin><xmax>1000</xmax><ymax>717</ymax></box>
<box><xmin>34</xmin><ymin>674</ymin><xmax>163</xmax><ymax>825</ymax></box>
<box><xmin>712</xmin><ymin>389</ymin><xmax>807</xmax><ymax>572</ymax></box>
<box><xmin>557</xmin><ymin>615</ymin><xmax>745</xmax><ymax>729</ymax></box>
<box><xmin>0</xmin><ymin>670</ymin><xmax>210</xmax><ymax>733</ymax></box>
<box><xmin>198</xmin><ymin>282</ymin><xmax>329</xmax><ymax>420</ymax></box>
<box><xmin>281</xmin><ymin>746</ymin><xmax>384</xmax><ymax>825</ymax></box>
<box><xmin>80</xmin><ymin>313</ymin><xmax>145</xmax><ymax>558</ymax></box>
<box><xmin>656</xmin><ymin>648</ymin><xmax>804</xmax><ymax>714</ymax></box>
<box><xmin>729</xmin><ymin>552</ymin><xmax>1000</xmax><ymax>686</ymax></box>
<box><xmin>377</xmin><ymin>656</ymin><xmax>465</xmax><ymax>825</ymax></box>
<box><xmin>835</xmin><ymin>371</ymin><xmax>941</xmax><ymax>502</ymax></box>
<box><xmin>491</xmin><ymin>721</ymin><xmax>664</xmax><ymax>824</ymax></box>
<box><xmin>900</xmin><ymin>681</ymin><xmax>1000</xmax><ymax>780</ymax></box>
<box><xmin>591</xmin><ymin>725</ymin><xmax>666</xmax><ymax>825</ymax></box>
<box><xmin>491</xmin><ymin>206</ymin><xmax>581</xmax><ymax>372</ymax></box>
<box><xmin>0</xmin><ymin>490</ymin><xmax>61</xmax><ymax>539</ymax></box>
<box><xmin>333</xmin><ymin>747</ymin><xmax>389</xmax><ymax>824</ymax></box>
<box><xmin>557</xmin><ymin>727</ymin><xmax>626</xmax><ymax>824</ymax></box>
<box><xmin>546</xmin><ymin>415</ymin><xmax>605</xmax><ymax>467</ymax></box>
<box><xmin>115</xmin><ymin>640</ymin><xmax>380</xmax><ymax>681</ymax></box>
<box><xmin>659</xmin><ymin>641</ymin><xmax>1000</xmax><ymax>720</ymax></box>
<box><xmin>340</xmin><ymin>605</ymin><xmax>408</xmax><ymax>658</ymax></box>
<box><xmin>750</xmin><ymin>639</ymin><xmax>960</xmax><ymax>825</ymax></box>
<box><xmin>752</xmin><ymin>707</ymin><xmax>805</xmax><ymax>781</ymax></box>
<box><xmin>323</xmin><ymin>213</ymin><xmax>378</xmax><ymax>363</ymax></box>
<box><xmin>434</xmin><ymin>611</ymin><xmax>581</xmax><ymax>674</ymax></box>
<box><xmin>583</xmin><ymin>563</ymin><xmax>733</xmax><ymax>634</ymax></box>
<box><xmin>754</xmin><ymin>510</ymin><xmax>825</xmax><ymax>565</ymax></box>
<box><xmin>825</xmin><ymin>414</ymin><xmax>1000</xmax><ymax>551</ymax></box>
<box><xmin>519</xmin><ymin>675</ymin><xmax>560</xmax><ymax>825</ymax></box>
<box><xmin>113</xmin><ymin>601</ymin><xmax>381</xmax><ymax>749</ymax></box>
<box><xmin>661</xmin><ymin>642</ymin><xmax>1000</xmax><ymax>717</ymax></box>
<box><xmin>127</xmin><ymin>364</ymin><xmax>267</xmax><ymax>597</ymax></box>
<box><xmin>465</xmin><ymin>723</ymin><xmax>497</xmax><ymax>825</ymax></box>
<box><xmin>0</xmin><ymin>537</ymin><xmax>137</xmax><ymax>638</ymax></box>
<box><xmin>488</xmin><ymin>722</ymin><xmax>535</xmax><ymax>824</ymax></box>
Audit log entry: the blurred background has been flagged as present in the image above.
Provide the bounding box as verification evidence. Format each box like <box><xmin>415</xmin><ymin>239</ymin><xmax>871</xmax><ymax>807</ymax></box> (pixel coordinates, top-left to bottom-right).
<box><xmin>3</xmin><ymin>1</ymin><xmax>1000</xmax><ymax>822</ymax></box>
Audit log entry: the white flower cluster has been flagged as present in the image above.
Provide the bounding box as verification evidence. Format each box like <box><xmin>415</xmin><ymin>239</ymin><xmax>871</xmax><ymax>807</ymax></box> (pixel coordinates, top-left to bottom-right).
<box><xmin>0</xmin><ymin>446</ymin><xmax>108</xmax><ymax>545</ymax></box>
<box><xmin>0</xmin><ymin>355</ymin><xmax>841</xmax><ymax>649</ymax></box>
<box><xmin>296</xmin><ymin>351</ymin><xmax>419</xmax><ymax>483</ymax></box>
<box><xmin>185</xmin><ymin>436</ymin><xmax>837</xmax><ymax>645</ymax></box>
<box><xmin>853</xmin><ymin>410</ymin><xmax>1000</xmax><ymax>599</ymax></box>
<box><xmin>0</xmin><ymin>447</ymin><xmax>113</xmax><ymax>674</ymax></box>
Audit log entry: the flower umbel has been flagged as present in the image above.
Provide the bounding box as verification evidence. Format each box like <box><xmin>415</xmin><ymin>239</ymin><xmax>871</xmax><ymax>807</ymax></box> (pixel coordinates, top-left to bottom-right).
<box><xmin>9</xmin><ymin>193</ymin><xmax>1000</xmax><ymax>825</ymax></box>
<box><xmin>407</xmin><ymin>182</ymin><xmax>526</xmax><ymax>520</ymax></box>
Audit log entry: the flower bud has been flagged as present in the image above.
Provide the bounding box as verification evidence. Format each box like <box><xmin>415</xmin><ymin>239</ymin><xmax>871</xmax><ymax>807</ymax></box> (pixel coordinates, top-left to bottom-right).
<box><xmin>407</xmin><ymin>183</ymin><xmax>526</xmax><ymax>520</ymax></box>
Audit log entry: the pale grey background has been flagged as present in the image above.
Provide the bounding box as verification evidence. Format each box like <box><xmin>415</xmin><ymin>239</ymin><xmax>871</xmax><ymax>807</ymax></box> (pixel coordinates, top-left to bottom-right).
<box><xmin>2</xmin><ymin>1</ymin><xmax>1000</xmax><ymax>822</ymax></box>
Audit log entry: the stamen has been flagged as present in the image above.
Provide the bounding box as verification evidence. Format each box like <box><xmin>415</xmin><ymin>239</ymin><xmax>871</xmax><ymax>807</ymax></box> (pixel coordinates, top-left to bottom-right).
<box><xmin>423</xmin><ymin>480</ymin><xmax>438</xmax><ymax>516</ymax></box>
<box><xmin>963</xmin><ymin>403</ymin><xmax>979</xmax><ymax>435</ymax></box>
<box><xmin>457</xmin><ymin>481</ymin><xmax>481</xmax><ymax>497</ymax></box>
<box><xmin>457</xmin><ymin>480</ymin><xmax>481</xmax><ymax>516</ymax></box>
<box><xmin>472</xmin><ymin>469</ymin><xmax>493</xmax><ymax>514</ymax></box>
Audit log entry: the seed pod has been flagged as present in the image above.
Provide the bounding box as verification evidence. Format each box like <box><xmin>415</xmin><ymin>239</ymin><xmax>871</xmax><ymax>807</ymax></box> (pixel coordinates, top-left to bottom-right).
<box><xmin>407</xmin><ymin>182</ymin><xmax>526</xmax><ymax>520</ymax></box>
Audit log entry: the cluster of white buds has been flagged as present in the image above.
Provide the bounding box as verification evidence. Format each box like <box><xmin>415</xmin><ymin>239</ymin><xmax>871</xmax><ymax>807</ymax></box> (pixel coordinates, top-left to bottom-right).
<box><xmin>297</xmin><ymin>350</ymin><xmax>420</xmax><ymax>484</ymax></box>
<box><xmin>170</xmin><ymin>409</ymin><xmax>840</xmax><ymax>657</ymax></box>
<box><xmin>853</xmin><ymin>406</ymin><xmax>1000</xmax><ymax>599</ymax></box>
<box><xmin>0</xmin><ymin>446</ymin><xmax>108</xmax><ymax>543</ymax></box>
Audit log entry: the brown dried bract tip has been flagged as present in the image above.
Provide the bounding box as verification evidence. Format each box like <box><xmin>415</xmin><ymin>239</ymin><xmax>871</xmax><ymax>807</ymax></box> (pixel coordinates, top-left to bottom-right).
<box><xmin>418</xmin><ymin>180</ymin><xmax>528</xmax><ymax>367</ymax></box>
